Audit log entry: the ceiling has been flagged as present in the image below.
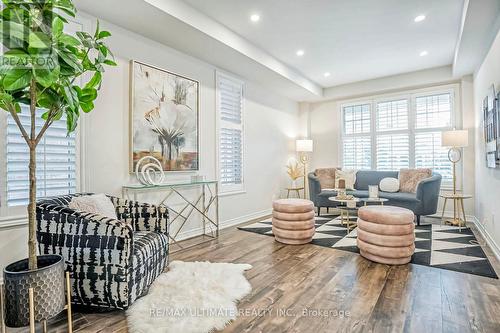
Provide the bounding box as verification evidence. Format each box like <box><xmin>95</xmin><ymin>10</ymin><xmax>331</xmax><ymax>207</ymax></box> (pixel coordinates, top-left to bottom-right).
<box><xmin>183</xmin><ymin>0</ymin><xmax>464</xmax><ymax>87</ymax></box>
<box><xmin>74</xmin><ymin>0</ymin><xmax>500</xmax><ymax>101</ymax></box>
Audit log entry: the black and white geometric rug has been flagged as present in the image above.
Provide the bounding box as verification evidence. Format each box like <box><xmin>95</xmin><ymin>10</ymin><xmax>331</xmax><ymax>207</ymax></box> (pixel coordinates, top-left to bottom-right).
<box><xmin>238</xmin><ymin>215</ymin><xmax>498</xmax><ymax>279</ymax></box>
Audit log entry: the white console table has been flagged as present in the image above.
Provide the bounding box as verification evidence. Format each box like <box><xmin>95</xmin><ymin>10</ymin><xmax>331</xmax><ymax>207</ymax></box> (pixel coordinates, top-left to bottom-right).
<box><xmin>122</xmin><ymin>180</ymin><xmax>219</xmax><ymax>252</ymax></box>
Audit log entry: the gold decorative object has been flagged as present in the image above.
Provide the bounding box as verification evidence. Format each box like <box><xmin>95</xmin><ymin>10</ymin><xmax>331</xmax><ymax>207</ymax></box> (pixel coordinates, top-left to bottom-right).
<box><xmin>286</xmin><ymin>160</ymin><xmax>303</xmax><ymax>181</ymax></box>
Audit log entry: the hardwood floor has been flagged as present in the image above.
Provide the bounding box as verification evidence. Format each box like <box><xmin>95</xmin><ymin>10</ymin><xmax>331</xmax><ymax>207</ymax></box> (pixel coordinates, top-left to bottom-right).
<box><xmin>6</xmin><ymin>220</ymin><xmax>500</xmax><ymax>333</ymax></box>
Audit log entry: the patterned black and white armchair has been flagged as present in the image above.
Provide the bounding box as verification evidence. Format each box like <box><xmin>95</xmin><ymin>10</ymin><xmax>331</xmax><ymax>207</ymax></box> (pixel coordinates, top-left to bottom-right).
<box><xmin>36</xmin><ymin>193</ymin><xmax>169</xmax><ymax>310</ymax></box>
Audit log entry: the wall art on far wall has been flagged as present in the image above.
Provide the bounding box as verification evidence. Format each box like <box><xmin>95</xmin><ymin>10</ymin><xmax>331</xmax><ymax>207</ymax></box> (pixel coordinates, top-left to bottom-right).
<box><xmin>130</xmin><ymin>60</ymin><xmax>199</xmax><ymax>172</ymax></box>
<box><xmin>483</xmin><ymin>84</ymin><xmax>498</xmax><ymax>168</ymax></box>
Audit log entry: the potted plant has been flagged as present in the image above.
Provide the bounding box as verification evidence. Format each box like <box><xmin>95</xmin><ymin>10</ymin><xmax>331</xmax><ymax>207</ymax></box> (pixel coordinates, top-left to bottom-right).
<box><xmin>0</xmin><ymin>0</ymin><xmax>115</xmax><ymax>327</ymax></box>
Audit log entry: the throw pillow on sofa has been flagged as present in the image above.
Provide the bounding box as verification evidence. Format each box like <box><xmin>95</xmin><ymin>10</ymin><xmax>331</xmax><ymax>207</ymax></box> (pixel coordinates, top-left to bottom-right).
<box><xmin>315</xmin><ymin>168</ymin><xmax>338</xmax><ymax>189</ymax></box>
<box><xmin>398</xmin><ymin>168</ymin><xmax>432</xmax><ymax>193</ymax></box>
<box><xmin>335</xmin><ymin>169</ymin><xmax>356</xmax><ymax>190</ymax></box>
<box><xmin>69</xmin><ymin>193</ymin><xmax>118</xmax><ymax>219</ymax></box>
<box><xmin>379</xmin><ymin>177</ymin><xmax>399</xmax><ymax>192</ymax></box>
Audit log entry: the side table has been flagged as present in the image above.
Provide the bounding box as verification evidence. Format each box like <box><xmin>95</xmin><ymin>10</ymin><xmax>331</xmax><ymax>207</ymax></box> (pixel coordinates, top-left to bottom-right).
<box><xmin>439</xmin><ymin>193</ymin><xmax>472</xmax><ymax>231</ymax></box>
<box><xmin>286</xmin><ymin>187</ymin><xmax>305</xmax><ymax>198</ymax></box>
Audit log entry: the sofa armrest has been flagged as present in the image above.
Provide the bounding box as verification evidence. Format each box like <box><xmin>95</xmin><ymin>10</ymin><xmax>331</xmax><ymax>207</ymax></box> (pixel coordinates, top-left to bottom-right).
<box><xmin>308</xmin><ymin>172</ymin><xmax>321</xmax><ymax>204</ymax></box>
<box><xmin>415</xmin><ymin>173</ymin><xmax>442</xmax><ymax>215</ymax></box>
<box><xmin>110</xmin><ymin>197</ymin><xmax>169</xmax><ymax>234</ymax></box>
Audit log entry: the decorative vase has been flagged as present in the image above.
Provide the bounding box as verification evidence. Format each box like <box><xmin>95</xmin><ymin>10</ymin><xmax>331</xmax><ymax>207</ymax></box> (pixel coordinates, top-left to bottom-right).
<box><xmin>291</xmin><ymin>180</ymin><xmax>298</xmax><ymax>188</ymax></box>
<box><xmin>3</xmin><ymin>254</ymin><xmax>66</xmax><ymax>327</ymax></box>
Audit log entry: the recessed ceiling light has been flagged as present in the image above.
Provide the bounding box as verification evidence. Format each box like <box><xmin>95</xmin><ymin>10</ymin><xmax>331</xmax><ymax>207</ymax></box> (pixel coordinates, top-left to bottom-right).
<box><xmin>250</xmin><ymin>14</ymin><xmax>260</xmax><ymax>22</ymax></box>
<box><xmin>420</xmin><ymin>50</ymin><xmax>428</xmax><ymax>56</ymax></box>
<box><xmin>296</xmin><ymin>49</ymin><xmax>305</xmax><ymax>56</ymax></box>
<box><xmin>414</xmin><ymin>15</ymin><xmax>426</xmax><ymax>22</ymax></box>
<box><xmin>324</xmin><ymin>72</ymin><xmax>331</xmax><ymax>77</ymax></box>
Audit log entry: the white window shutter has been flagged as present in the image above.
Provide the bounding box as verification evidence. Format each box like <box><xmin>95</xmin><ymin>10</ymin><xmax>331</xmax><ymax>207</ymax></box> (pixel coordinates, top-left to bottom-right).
<box><xmin>415</xmin><ymin>132</ymin><xmax>452</xmax><ymax>180</ymax></box>
<box><xmin>343</xmin><ymin>136</ymin><xmax>371</xmax><ymax>170</ymax></box>
<box><xmin>415</xmin><ymin>93</ymin><xmax>452</xmax><ymax>129</ymax></box>
<box><xmin>217</xmin><ymin>73</ymin><xmax>244</xmax><ymax>191</ymax></box>
<box><xmin>6</xmin><ymin>106</ymin><xmax>76</xmax><ymax>206</ymax></box>
<box><xmin>376</xmin><ymin>134</ymin><xmax>410</xmax><ymax>170</ymax></box>
<box><xmin>376</xmin><ymin>99</ymin><xmax>408</xmax><ymax>131</ymax></box>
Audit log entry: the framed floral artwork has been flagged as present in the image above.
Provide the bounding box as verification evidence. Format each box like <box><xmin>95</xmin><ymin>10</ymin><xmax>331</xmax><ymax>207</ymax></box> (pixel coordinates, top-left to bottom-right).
<box><xmin>130</xmin><ymin>61</ymin><xmax>199</xmax><ymax>172</ymax></box>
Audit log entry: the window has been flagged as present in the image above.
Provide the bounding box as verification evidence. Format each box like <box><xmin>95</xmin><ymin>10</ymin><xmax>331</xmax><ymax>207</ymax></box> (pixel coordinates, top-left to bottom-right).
<box><xmin>4</xmin><ymin>105</ymin><xmax>76</xmax><ymax>208</ymax></box>
<box><xmin>217</xmin><ymin>72</ymin><xmax>244</xmax><ymax>193</ymax></box>
<box><xmin>341</xmin><ymin>90</ymin><xmax>454</xmax><ymax>183</ymax></box>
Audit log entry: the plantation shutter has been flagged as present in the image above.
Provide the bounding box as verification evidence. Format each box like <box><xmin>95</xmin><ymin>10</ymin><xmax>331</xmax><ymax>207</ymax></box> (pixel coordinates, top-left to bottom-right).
<box><xmin>342</xmin><ymin>136</ymin><xmax>371</xmax><ymax>170</ymax></box>
<box><xmin>376</xmin><ymin>134</ymin><xmax>410</xmax><ymax>170</ymax></box>
<box><xmin>217</xmin><ymin>74</ymin><xmax>244</xmax><ymax>191</ymax></box>
<box><xmin>415</xmin><ymin>132</ymin><xmax>452</xmax><ymax>180</ymax></box>
<box><xmin>376</xmin><ymin>99</ymin><xmax>408</xmax><ymax>131</ymax></box>
<box><xmin>6</xmin><ymin>105</ymin><xmax>76</xmax><ymax>206</ymax></box>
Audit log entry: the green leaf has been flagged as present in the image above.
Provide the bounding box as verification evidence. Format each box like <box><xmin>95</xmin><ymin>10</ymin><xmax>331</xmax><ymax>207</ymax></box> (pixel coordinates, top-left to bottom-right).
<box><xmin>52</xmin><ymin>16</ymin><xmax>64</xmax><ymax>37</ymax></box>
<box><xmin>97</xmin><ymin>31</ymin><xmax>111</xmax><ymax>39</ymax></box>
<box><xmin>79</xmin><ymin>88</ymin><xmax>97</xmax><ymax>102</ymax></box>
<box><xmin>29</xmin><ymin>31</ymin><xmax>51</xmax><ymax>49</ymax></box>
<box><xmin>84</xmin><ymin>71</ymin><xmax>102</xmax><ymax>89</ymax></box>
<box><xmin>59</xmin><ymin>33</ymin><xmax>80</xmax><ymax>47</ymax></box>
<box><xmin>66</xmin><ymin>108</ymin><xmax>79</xmax><ymax>133</ymax></box>
<box><xmin>53</xmin><ymin>0</ymin><xmax>76</xmax><ymax>17</ymax></box>
<box><xmin>63</xmin><ymin>85</ymin><xmax>79</xmax><ymax>110</ymax></box>
<box><xmin>0</xmin><ymin>92</ymin><xmax>13</xmax><ymax>111</ymax></box>
<box><xmin>33</xmin><ymin>63</ymin><xmax>60</xmax><ymax>87</ymax></box>
<box><xmin>79</xmin><ymin>100</ymin><xmax>94</xmax><ymax>113</ymax></box>
<box><xmin>56</xmin><ymin>49</ymin><xmax>83</xmax><ymax>72</ymax></box>
<box><xmin>103</xmin><ymin>59</ymin><xmax>117</xmax><ymax>66</ymax></box>
<box><xmin>3</xmin><ymin>68</ymin><xmax>31</xmax><ymax>90</ymax></box>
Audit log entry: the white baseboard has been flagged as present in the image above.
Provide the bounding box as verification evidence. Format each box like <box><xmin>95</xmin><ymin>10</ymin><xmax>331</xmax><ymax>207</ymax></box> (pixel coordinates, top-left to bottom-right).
<box><xmin>173</xmin><ymin>209</ymin><xmax>272</xmax><ymax>242</ymax></box>
<box><xmin>471</xmin><ymin>216</ymin><xmax>500</xmax><ymax>262</ymax></box>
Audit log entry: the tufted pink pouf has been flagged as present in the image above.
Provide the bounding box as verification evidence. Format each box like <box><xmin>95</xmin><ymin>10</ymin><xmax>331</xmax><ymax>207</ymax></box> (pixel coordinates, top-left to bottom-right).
<box><xmin>272</xmin><ymin>199</ymin><xmax>315</xmax><ymax>245</ymax></box>
<box><xmin>357</xmin><ymin>205</ymin><xmax>415</xmax><ymax>265</ymax></box>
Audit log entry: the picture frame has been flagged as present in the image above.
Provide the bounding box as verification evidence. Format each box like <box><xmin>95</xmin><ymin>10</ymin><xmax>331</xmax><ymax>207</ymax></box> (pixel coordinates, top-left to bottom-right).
<box><xmin>129</xmin><ymin>60</ymin><xmax>200</xmax><ymax>172</ymax></box>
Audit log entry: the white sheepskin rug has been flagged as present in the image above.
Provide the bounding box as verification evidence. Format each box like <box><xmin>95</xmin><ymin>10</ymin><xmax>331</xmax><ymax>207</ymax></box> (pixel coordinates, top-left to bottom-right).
<box><xmin>126</xmin><ymin>261</ymin><xmax>253</xmax><ymax>333</ymax></box>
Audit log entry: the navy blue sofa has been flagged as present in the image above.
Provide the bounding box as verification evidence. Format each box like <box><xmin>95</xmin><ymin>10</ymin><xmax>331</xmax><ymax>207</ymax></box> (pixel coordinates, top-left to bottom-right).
<box><xmin>308</xmin><ymin>170</ymin><xmax>442</xmax><ymax>225</ymax></box>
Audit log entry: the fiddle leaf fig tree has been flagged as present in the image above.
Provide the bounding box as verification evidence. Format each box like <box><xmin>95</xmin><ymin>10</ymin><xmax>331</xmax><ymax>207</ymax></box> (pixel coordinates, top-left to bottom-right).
<box><xmin>0</xmin><ymin>0</ymin><xmax>116</xmax><ymax>270</ymax></box>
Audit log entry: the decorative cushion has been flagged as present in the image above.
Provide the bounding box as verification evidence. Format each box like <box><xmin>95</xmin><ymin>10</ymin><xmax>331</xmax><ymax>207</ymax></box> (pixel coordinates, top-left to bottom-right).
<box><xmin>272</xmin><ymin>210</ymin><xmax>315</xmax><ymax>221</ymax></box>
<box><xmin>379</xmin><ymin>177</ymin><xmax>399</xmax><ymax>193</ymax></box>
<box><xmin>357</xmin><ymin>228</ymin><xmax>415</xmax><ymax>247</ymax></box>
<box><xmin>357</xmin><ymin>239</ymin><xmax>415</xmax><ymax>259</ymax></box>
<box><xmin>359</xmin><ymin>250</ymin><xmax>412</xmax><ymax>265</ymax></box>
<box><xmin>358</xmin><ymin>206</ymin><xmax>414</xmax><ymax>225</ymax></box>
<box><xmin>335</xmin><ymin>169</ymin><xmax>357</xmax><ymax>190</ymax></box>
<box><xmin>69</xmin><ymin>193</ymin><xmax>118</xmax><ymax>220</ymax></box>
<box><xmin>314</xmin><ymin>168</ymin><xmax>337</xmax><ymax>190</ymax></box>
<box><xmin>357</xmin><ymin>218</ymin><xmax>414</xmax><ymax>236</ymax></box>
<box><xmin>272</xmin><ymin>226</ymin><xmax>315</xmax><ymax>240</ymax></box>
<box><xmin>398</xmin><ymin>168</ymin><xmax>432</xmax><ymax>193</ymax></box>
<box><xmin>272</xmin><ymin>218</ymin><xmax>315</xmax><ymax>230</ymax></box>
<box><xmin>272</xmin><ymin>199</ymin><xmax>314</xmax><ymax>213</ymax></box>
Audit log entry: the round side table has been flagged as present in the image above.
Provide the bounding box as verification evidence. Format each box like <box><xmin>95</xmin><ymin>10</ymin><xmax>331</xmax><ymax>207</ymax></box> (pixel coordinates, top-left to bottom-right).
<box><xmin>439</xmin><ymin>193</ymin><xmax>472</xmax><ymax>231</ymax></box>
<box><xmin>286</xmin><ymin>187</ymin><xmax>305</xmax><ymax>198</ymax></box>
<box><xmin>329</xmin><ymin>197</ymin><xmax>360</xmax><ymax>234</ymax></box>
<box><xmin>360</xmin><ymin>198</ymin><xmax>388</xmax><ymax>206</ymax></box>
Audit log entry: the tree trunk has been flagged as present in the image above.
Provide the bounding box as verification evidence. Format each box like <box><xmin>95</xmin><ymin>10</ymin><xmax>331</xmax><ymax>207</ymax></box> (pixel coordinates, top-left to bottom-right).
<box><xmin>27</xmin><ymin>144</ymin><xmax>37</xmax><ymax>270</ymax></box>
<box><xmin>28</xmin><ymin>79</ymin><xmax>37</xmax><ymax>271</ymax></box>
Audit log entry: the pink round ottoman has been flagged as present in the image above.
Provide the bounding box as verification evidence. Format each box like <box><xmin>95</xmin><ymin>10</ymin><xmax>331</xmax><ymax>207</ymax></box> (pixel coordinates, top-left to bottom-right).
<box><xmin>357</xmin><ymin>206</ymin><xmax>415</xmax><ymax>265</ymax></box>
<box><xmin>272</xmin><ymin>199</ymin><xmax>315</xmax><ymax>245</ymax></box>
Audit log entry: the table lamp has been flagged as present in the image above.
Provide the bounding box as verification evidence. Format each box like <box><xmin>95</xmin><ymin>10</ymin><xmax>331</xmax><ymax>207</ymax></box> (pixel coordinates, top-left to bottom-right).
<box><xmin>442</xmin><ymin>129</ymin><xmax>469</xmax><ymax>195</ymax></box>
<box><xmin>296</xmin><ymin>139</ymin><xmax>313</xmax><ymax>198</ymax></box>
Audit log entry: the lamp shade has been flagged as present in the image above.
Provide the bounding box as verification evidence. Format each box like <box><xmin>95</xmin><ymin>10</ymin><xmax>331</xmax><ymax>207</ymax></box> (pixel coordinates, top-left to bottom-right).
<box><xmin>296</xmin><ymin>139</ymin><xmax>313</xmax><ymax>152</ymax></box>
<box><xmin>442</xmin><ymin>130</ymin><xmax>469</xmax><ymax>148</ymax></box>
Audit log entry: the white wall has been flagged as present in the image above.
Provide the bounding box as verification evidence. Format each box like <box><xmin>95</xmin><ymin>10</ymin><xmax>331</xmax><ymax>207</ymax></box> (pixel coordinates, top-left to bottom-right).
<box><xmin>473</xmin><ymin>28</ymin><xmax>500</xmax><ymax>250</ymax></box>
<box><xmin>0</xmin><ymin>13</ymin><xmax>300</xmax><ymax>273</ymax></box>
<box><xmin>306</xmin><ymin>69</ymin><xmax>476</xmax><ymax>217</ymax></box>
